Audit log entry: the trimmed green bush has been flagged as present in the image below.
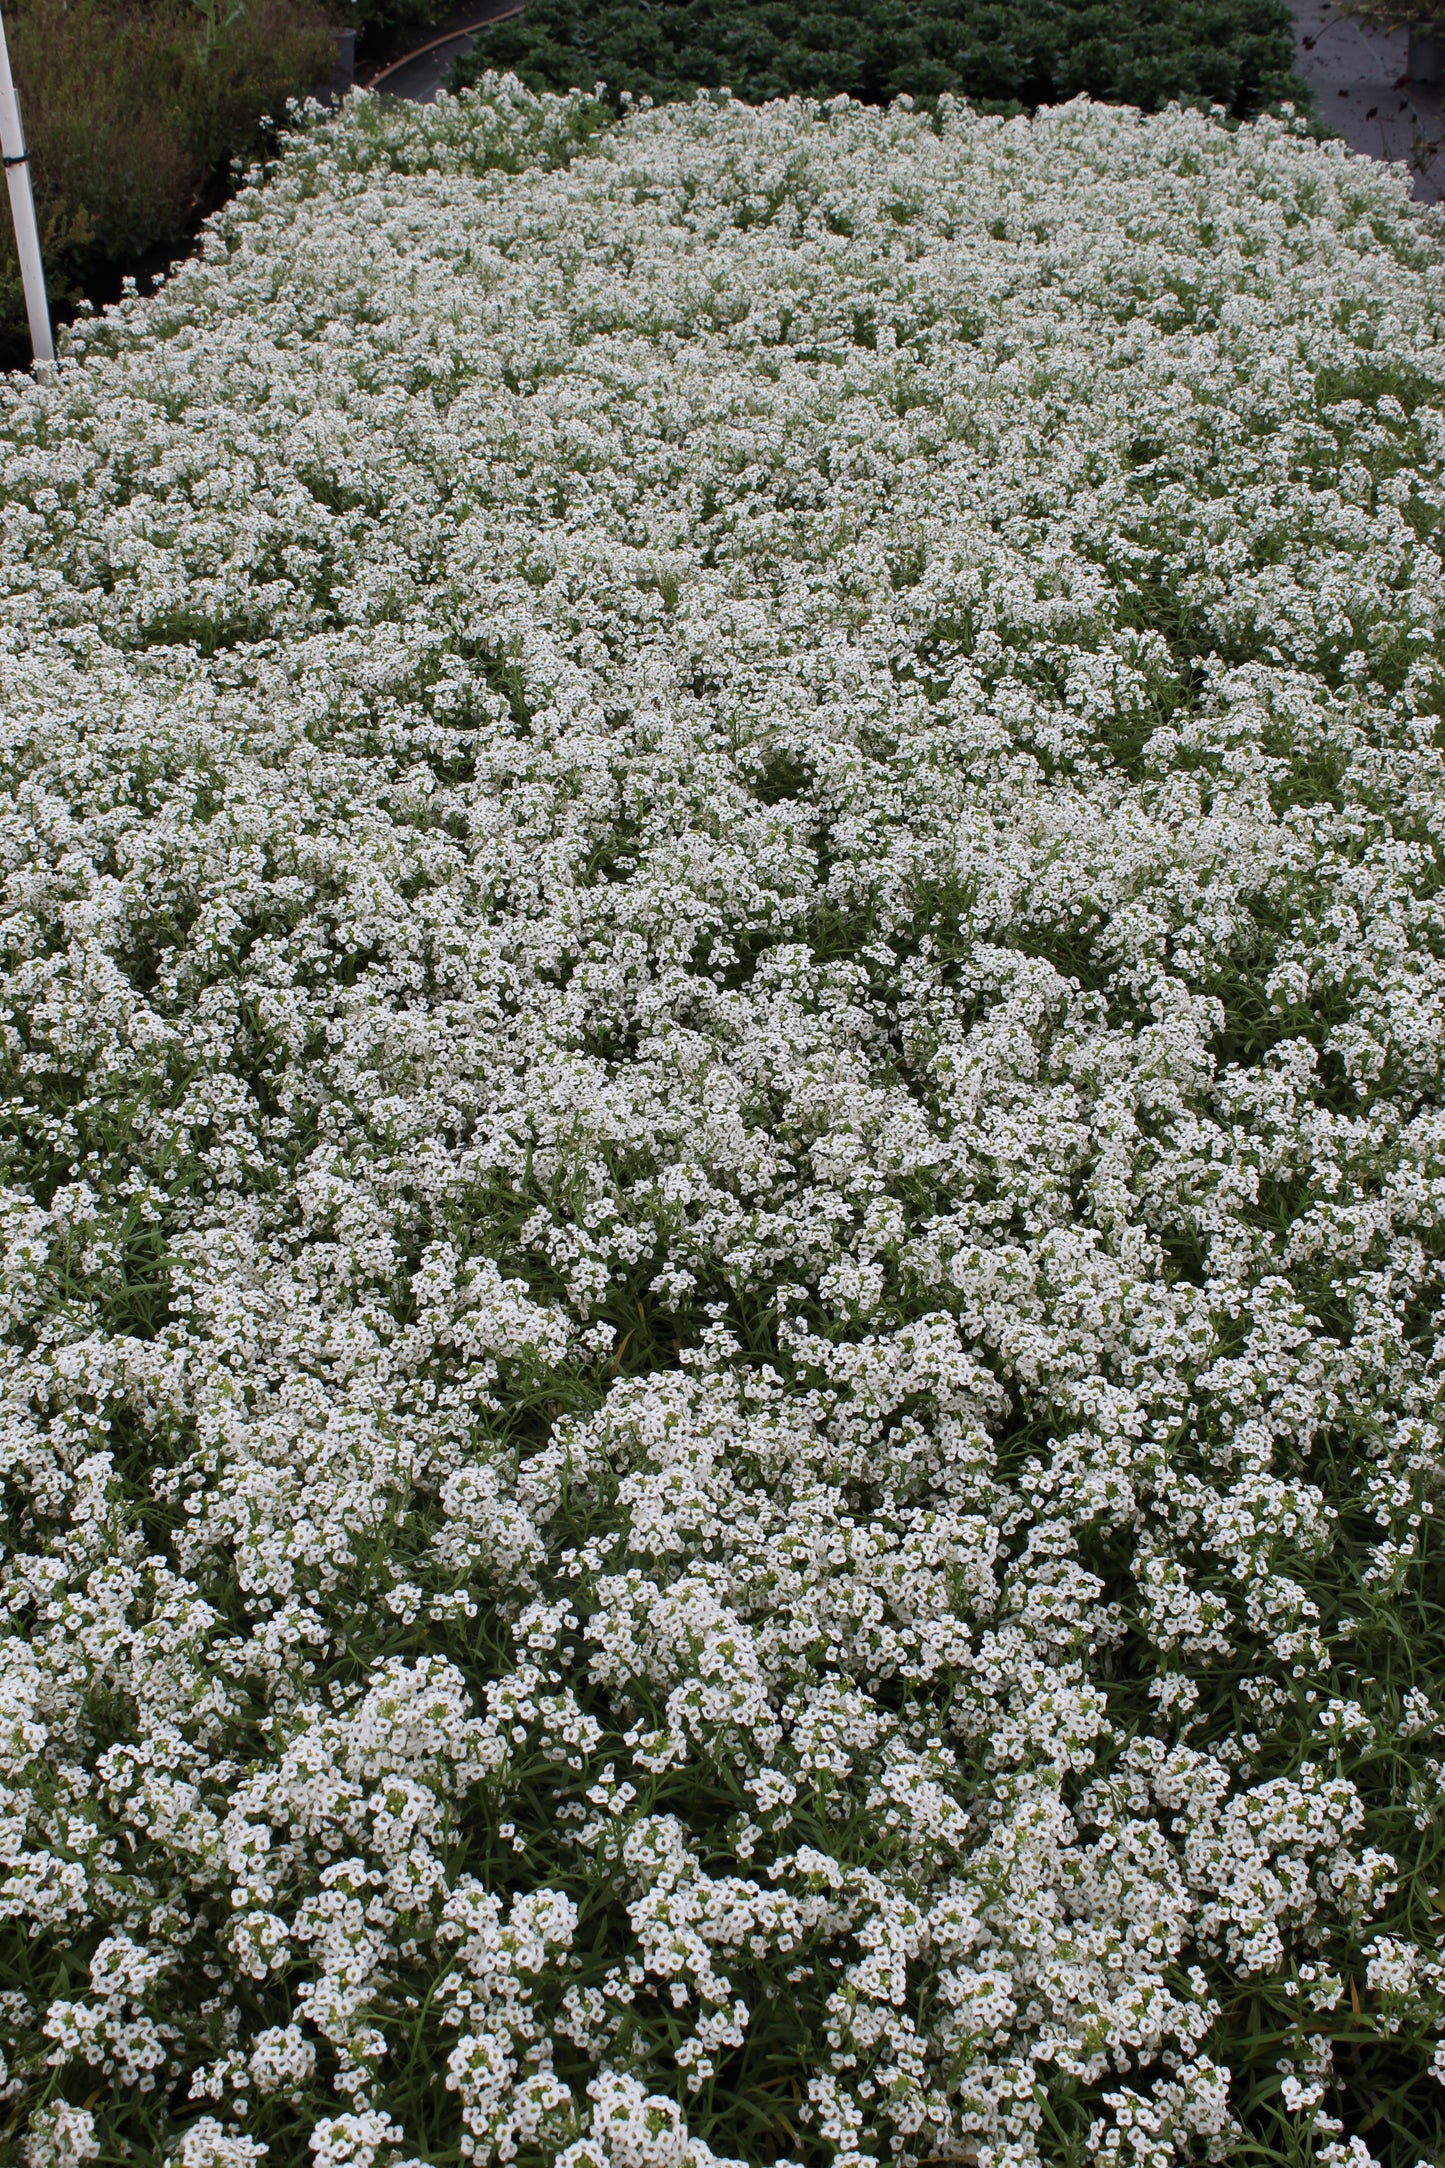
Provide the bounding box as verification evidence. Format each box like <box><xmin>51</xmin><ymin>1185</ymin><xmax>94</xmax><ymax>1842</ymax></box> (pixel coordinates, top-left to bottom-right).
<box><xmin>449</xmin><ymin>0</ymin><xmax>1308</xmax><ymax>117</ymax></box>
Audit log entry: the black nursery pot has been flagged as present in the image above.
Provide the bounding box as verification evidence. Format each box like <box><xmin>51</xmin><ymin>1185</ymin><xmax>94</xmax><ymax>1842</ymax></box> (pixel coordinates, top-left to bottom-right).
<box><xmin>1409</xmin><ymin>27</ymin><xmax>1445</xmax><ymax>83</ymax></box>
<box><xmin>313</xmin><ymin>24</ymin><xmax>356</xmax><ymax>102</ymax></box>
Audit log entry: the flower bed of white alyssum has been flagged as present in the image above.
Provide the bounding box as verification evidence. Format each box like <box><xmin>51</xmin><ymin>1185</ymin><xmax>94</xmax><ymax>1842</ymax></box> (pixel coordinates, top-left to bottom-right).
<box><xmin>2</xmin><ymin>71</ymin><xmax>1445</xmax><ymax>2168</ymax></box>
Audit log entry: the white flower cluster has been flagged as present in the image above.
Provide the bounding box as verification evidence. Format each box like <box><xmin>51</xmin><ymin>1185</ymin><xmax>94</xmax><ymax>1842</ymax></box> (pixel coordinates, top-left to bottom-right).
<box><xmin>0</xmin><ymin>68</ymin><xmax>1442</xmax><ymax>2168</ymax></box>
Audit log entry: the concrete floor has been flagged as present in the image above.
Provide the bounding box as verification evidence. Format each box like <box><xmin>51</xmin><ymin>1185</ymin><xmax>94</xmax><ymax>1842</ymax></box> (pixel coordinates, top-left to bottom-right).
<box><xmin>1287</xmin><ymin>0</ymin><xmax>1445</xmax><ymax>201</ymax></box>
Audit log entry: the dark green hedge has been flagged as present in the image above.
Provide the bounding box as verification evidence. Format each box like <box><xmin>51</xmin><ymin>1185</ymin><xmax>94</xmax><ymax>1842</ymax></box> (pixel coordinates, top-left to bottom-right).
<box><xmin>449</xmin><ymin>0</ymin><xmax>1307</xmax><ymax>118</ymax></box>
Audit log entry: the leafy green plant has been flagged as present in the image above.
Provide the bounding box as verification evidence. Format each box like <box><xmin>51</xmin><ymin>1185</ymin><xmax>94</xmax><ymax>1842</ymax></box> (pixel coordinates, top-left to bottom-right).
<box><xmin>348</xmin><ymin>0</ymin><xmax>442</xmax><ymax>42</ymax></box>
<box><xmin>192</xmin><ymin>0</ymin><xmax>250</xmax><ymax>62</ymax></box>
<box><xmin>449</xmin><ymin>0</ymin><xmax>1309</xmax><ymax>118</ymax></box>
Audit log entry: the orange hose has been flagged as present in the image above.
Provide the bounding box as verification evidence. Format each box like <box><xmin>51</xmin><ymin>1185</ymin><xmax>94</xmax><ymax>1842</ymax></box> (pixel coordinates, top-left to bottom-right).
<box><xmin>361</xmin><ymin>4</ymin><xmax>525</xmax><ymax>89</ymax></box>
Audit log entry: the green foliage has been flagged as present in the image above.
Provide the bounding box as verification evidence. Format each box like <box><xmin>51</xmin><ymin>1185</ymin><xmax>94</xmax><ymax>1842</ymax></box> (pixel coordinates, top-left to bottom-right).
<box><xmin>450</xmin><ymin>0</ymin><xmax>1309</xmax><ymax>119</ymax></box>
<box><xmin>347</xmin><ymin>0</ymin><xmax>441</xmax><ymax>46</ymax></box>
<box><xmin>192</xmin><ymin>0</ymin><xmax>250</xmax><ymax>60</ymax></box>
<box><xmin>1</xmin><ymin>0</ymin><xmax>336</xmax><ymax>365</ymax></box>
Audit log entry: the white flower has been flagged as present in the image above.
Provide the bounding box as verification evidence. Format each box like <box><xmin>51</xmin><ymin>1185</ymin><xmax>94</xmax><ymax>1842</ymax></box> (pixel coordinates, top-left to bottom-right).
<box><xmin>171</xmin><ymin>2122</ymin><xmax>269</xmax><ymax>2168</ymax></box>
<box><xmin>0</xmin><ymin>63</ymin><xmax>1441</xmax><ymax>2168</ymax></box>
<box><xmin>23</xmin><ymin>2107</ymin><xmax>99</xmax><ymax>2168</ymax></box>
<box><xmin>307</xmin><ymin>2116</ymin><xmax>405</xmax><ymax>2168</ymax></box>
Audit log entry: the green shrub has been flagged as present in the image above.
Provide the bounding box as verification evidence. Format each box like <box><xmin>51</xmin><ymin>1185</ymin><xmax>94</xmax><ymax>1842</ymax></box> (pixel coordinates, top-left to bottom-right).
<box><xmin>450</xmin><ymin>0</ymin><xmax>1307</xmax><ymax>118</ymax></box>
<box><xmin>1</xmin><ymin>0</ymin><xmax>335</xmax><ymax>364</ymax></box>
<box><xmin>352</xmin><ymin>0</ymin><xmax>443</xmax><ymax>42</ymax></box>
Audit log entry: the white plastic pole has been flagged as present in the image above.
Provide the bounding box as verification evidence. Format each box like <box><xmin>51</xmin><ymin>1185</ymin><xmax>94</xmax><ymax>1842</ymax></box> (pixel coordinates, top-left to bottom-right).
<box><xmin>0</xmin><ymin>7</ymin><xmax>51</xmax><ymax>369</ymax></box>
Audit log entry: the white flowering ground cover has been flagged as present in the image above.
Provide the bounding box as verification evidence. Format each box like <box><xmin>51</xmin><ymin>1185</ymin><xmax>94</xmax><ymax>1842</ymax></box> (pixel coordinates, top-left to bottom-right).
<box><xmin>3</xmin><ymin>72</ymin><xmax>1445</xmax><ymax>2168</ymax></box>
